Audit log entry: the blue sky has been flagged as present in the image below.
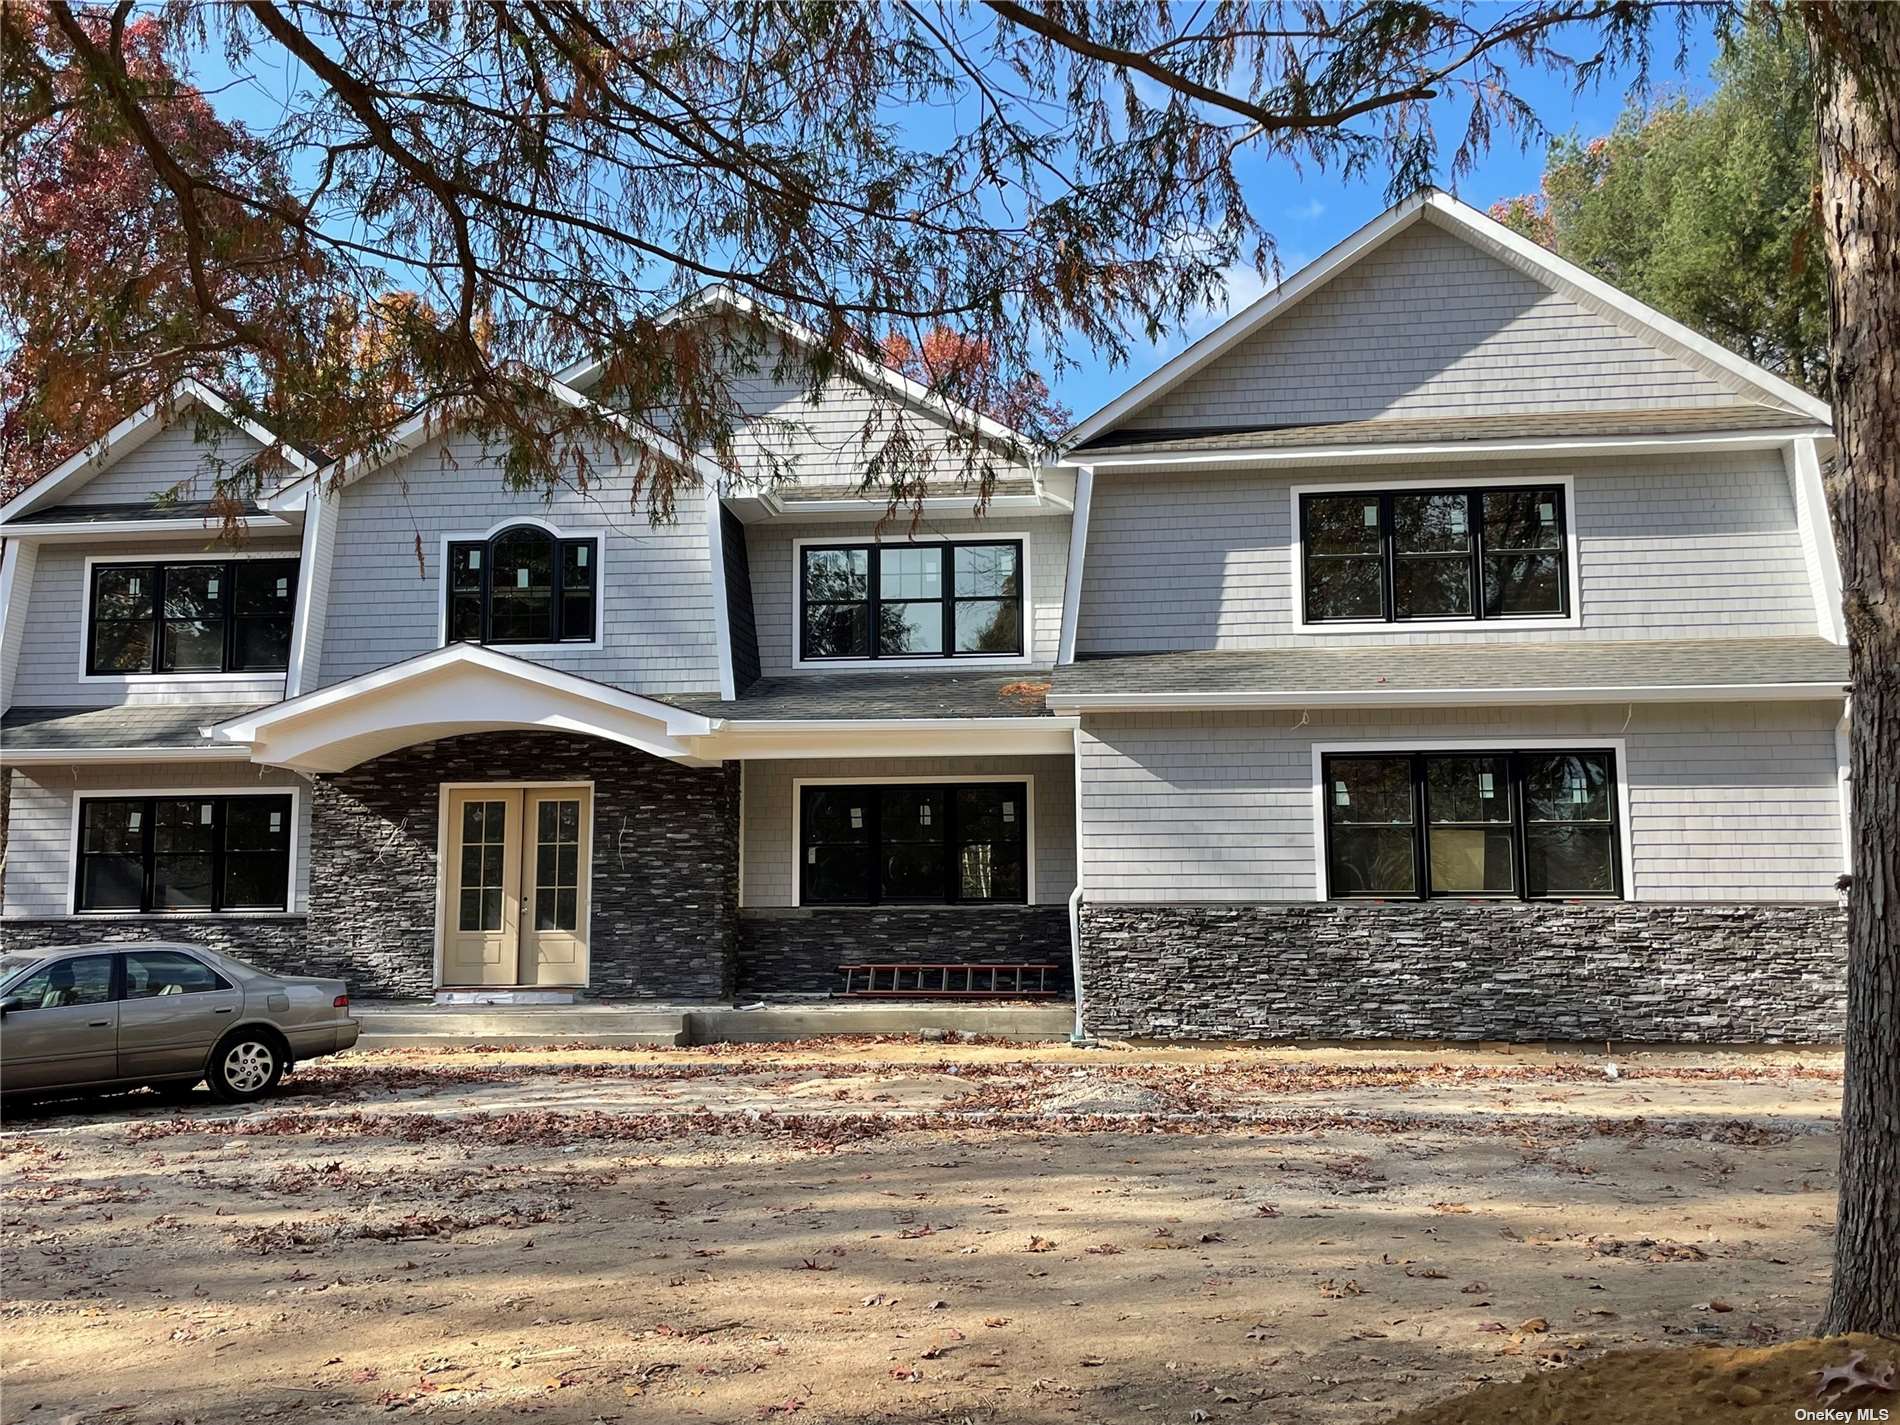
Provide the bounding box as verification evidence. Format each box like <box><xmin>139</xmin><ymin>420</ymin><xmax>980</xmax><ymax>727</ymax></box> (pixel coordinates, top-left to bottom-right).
<box><xmin>1049</xmin><ymin>20</ymin><xmax>1727</xmax><ymax>423</ymax></box>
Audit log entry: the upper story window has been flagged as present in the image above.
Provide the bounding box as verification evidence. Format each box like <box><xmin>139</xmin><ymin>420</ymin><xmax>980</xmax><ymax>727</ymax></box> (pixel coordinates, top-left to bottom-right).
<box><xmin>87</xmin><ymin>558</ymin><xmax>299</xmax><ymax>676</ymax></box>
<box><xmin>1300</xmin><ymin>484</ymin><xmax>1569</xmax><ymax>624</ymax></box>
<box><xmin>447</xmin><ymin>525</ymin><xmax>599</xmax><ymax>647</ymax></box>
<box><xmin>800</xmin><ymin>541</ymin><xmax>1023</xmax><ymax>662</ymax></box>
<box><xmin>1322</xmin><ymin>749</ymin><xmax>1620</xmax><ymax>901</ymax></box>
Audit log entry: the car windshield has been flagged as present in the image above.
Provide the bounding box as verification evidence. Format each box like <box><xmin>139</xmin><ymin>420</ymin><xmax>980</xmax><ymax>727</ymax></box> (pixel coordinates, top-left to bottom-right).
<box><xmin>0</xmin><ymin>953</ymin><xmax>44</xmax><ymax>986</ymax></box>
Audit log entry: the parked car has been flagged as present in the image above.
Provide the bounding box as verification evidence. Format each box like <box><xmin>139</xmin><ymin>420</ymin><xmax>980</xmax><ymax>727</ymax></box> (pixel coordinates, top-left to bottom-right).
<box><xmin>0</xmin><ymin>943</ymin><xmax>358</xmax><ymax>1105</ymax></box>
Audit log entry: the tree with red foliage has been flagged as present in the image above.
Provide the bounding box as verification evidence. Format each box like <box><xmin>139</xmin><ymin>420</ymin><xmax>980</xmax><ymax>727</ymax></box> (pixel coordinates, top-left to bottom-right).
<box><xmin>878</xmin><ymin>328</ymin><xmax>1070</xmax><ymax>435</ymax></box>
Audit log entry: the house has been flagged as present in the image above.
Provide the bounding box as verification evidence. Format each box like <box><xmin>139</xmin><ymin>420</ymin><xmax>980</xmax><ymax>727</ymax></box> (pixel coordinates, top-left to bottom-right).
<box><xmin>0</xmin><ymin>191</ymin><xmax>1851</xmax><ymax>1043</ymax></box>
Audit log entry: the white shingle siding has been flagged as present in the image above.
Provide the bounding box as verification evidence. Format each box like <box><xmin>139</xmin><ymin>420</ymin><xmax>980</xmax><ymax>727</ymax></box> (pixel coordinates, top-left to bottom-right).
<box><xmin>1121</xmin><ymin>222</ymin><xmax>1744</xmax><ymax>432</ymax></box>
<box><xmin>3</xmin><ymin>762</ymin><xmax>313</xmax><ymax>918</ymax></box>
<box><xmin>63</xmin><ymin>421</ymin><xmax>269</xmax><ymax>507</ymax></box>
<box><xmin>1076</xmin><ymin>451</ymin><xmax>1817</xmax><ymax>653</ymax></box>
<box><xmin>741</xmin><ymin>755</ymin><xmax>1076</xmax><ymax>907</ymax></box>
<box><xmin>10</xmin><ymin>537</ymin><xmax>301</xmax><ymax>708</ymax></box>
<box><xmin>1078</xmin><ymin>701</ymin><xmax>1845</xmax><ymax>904</ymax></box>
<box><xmin>746</xmin><ymin>512</ymin><xmax>1070</xmax><ymax>676</ymax></box>
<box><xmin>316</xmin><ymin>431</ymin><xmax>723</xmax><ymax>693</ymax></box>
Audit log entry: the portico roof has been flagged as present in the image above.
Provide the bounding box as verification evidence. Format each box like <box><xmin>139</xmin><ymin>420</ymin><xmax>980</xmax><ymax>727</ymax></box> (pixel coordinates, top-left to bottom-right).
<box><xmin>204</xmin><ymin>644</ymin><xmax>720</xmax><ymax>773</ymax></box>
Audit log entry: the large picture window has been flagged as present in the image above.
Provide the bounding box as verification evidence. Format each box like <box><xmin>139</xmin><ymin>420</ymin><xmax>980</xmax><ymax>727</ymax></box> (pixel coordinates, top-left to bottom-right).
<box><xmin>447</xmin><ymin>525</ymin><xmax>599</xmax><ymax>646</ymax></box>
<box><xmin>87</xmin><ymin>559</ymin><xmax>299</xmax><ymax>675</ymax></box>
<box><xmin>1322</xmin><ymin>750</ymin><xmax>1619</xmax><ymax>901</ymax></box>
<box><xmin>1300</xmin><ymin>485</ymin><xmax>1568</xmax><ymax>624</ymax></box>
<box><xmin>799</xmin><ymin>541</ymin><xmax>1024</xmax><ymax>661</ymax></box>
<box><xmin>799</xmin><ymin>782</ymin><xmax>1029</xmax><ymax>905</ymax></box>
<box><xmin>75</xmin><ymin>794</ymin><xmax>294</xmax><ymax>914</ymax></box>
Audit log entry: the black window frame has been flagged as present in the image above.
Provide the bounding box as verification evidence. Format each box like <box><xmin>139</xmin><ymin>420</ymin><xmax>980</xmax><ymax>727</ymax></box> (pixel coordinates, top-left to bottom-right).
<box><xmin>85</xmin><ymin>558</ymin><xmax>301</xmax><ymax>676</ymax></box>
<box><xmin>73</xmin><ymin>794</ymin><xmax>295</xmax><ymax>915</ymax></box>
<box><xmin>1320</xmin><ymin>749</ymin><xmax>1621</xmax><ymax>902</ymax></box>
<box><xmin>1299</xmin><ymin>484</ymin><xmax>1570</xmax><ymax>625</ymax></box>
<box><xmin>797</xmin><ymin>540</ymin><xmax>1026</xmax><ymax>663</ymax></box>
<box><xmin>445</xmin><ymin>526</ymin><xmax>600</xmax><ymax>647</ymax></box>
<box><xmin>797</xmin><ymin>781</ymin><xmax>1031</xmax><ymax>906</ymax></box>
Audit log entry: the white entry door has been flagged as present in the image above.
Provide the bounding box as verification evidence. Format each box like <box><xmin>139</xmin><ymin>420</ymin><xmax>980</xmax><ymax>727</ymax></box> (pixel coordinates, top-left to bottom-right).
<box><xmin>441</xmin><ymin>786</ymin><xmax>591</xmax><ymax>988</ymax></box>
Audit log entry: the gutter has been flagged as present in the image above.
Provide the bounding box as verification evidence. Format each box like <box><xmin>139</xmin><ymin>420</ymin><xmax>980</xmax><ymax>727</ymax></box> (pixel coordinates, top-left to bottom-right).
<box><xmin>1048</xmin><ymin>681</ymin><xmax>1852</xmax><ymax>714</ymax></box>
<box><xmin>1068</xmin><ymin>721</ymin><xmax>1089</xmax><ymax>1045</ymax></box>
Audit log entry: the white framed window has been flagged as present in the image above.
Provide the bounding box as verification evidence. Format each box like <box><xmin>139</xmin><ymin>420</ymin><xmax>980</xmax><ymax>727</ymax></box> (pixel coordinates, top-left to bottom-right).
<box><xmin>80</xmin><ymin>551</ymin><xmax>301</xmax><ymax>682</ymax></box>
<box><xmin>69</xmin><ymin>785</ymin><xmax>301</xmax><ymax>915</ymax></box>
<box><xmin>791</xmin><ymin>775</ymin><xmax>1035</xmax><ymax>905</ymax></box>
<box><xmin>439</xmin><ymin>519</ymin><xmax>603</xmax><ymax>650</ymax></box>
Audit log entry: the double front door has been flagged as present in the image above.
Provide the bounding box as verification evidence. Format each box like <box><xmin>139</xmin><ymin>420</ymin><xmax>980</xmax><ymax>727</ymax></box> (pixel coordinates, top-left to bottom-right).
<box><xmin>441</xmin><ymin>786</ymin><xmax>592</xmax><ymax>988</ymax></box>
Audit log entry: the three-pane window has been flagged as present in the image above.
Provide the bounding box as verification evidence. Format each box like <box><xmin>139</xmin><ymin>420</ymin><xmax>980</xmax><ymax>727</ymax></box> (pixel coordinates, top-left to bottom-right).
<box><xmin>799</xmin><ymin>783</ymin><xmax>1029</xmax><ymax>905</ymax></box>
<box><xmin>1301</xmin><ymin>485</ymin><xmax>1567</xmax><ymax>623</ymax></box>
<box><xmin>1323</xmin><ymin>751</ymin><xmax>1619</xmax><ymax>900</ymax></box>
<box><xmin>799</xmin><ymin>542</ymin><xmax>1023</xmax><ymax>661</ymax></box>
<box><xmin>75</xmin><ymin>795</ymin><xmax>294</xmax><ymax>913</ymax></box>
<box><xmin>87</xmin><ymin>559</ymin><xmax>299</xmax><ymax>675</ymax></box>
<box><xmin>447</xmin><ymin>526</ymin><xmax>598</xmax><ymax>646</ymax></box>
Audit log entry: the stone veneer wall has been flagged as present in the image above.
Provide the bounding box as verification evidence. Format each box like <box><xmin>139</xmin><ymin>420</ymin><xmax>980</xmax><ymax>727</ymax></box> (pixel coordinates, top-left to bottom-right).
<box><xmin>738</xmin><ymin>905</ymin><xmax>1072</xmax><ymax>997</ymax></box>
<box><xmin>306</xmin><ymin>732</ymin><xmax>740</xmax><ymax>1000</ymax></box>
<box><xmin>0</xmin><ymin>915</ymin><xmax>309</xmax><ymax>970</ymax></box>
<box><xmin>1078</xmin><ymin>901</ymin><xmax>1847</xmax><ymax>1044</ymax></box>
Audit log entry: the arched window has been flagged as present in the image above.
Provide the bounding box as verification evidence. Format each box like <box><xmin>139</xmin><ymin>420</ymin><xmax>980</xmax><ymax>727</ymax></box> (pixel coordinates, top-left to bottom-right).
<box><xmin>446</xmin><ymin>525</ymin><xmax>599</xmax><ymax>646</ymax></box>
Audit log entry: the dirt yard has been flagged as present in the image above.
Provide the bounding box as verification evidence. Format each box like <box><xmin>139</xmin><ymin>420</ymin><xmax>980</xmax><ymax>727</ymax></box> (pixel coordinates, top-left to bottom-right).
<box><xmin>0</xmin><ymin>1040</ymin><xmax>1844</xmax><ymax>1424</ymax></box>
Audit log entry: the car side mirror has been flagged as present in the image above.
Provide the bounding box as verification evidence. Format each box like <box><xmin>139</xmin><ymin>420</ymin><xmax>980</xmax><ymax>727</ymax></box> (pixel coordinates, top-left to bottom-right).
<box><xmin>0</xmin><ymin>996</ymin><xmax>22</xmax><ymax>1015</ymax></box>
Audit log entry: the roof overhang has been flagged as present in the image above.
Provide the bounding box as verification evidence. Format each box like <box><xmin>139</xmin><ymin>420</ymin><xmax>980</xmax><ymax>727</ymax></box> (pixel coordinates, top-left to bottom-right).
<box><xmin>1048</xmin><ymin>682</ymin><xmax>1850</xmax><ymax>714</ymax></box>
<box><xmin>1057</xmin><ymin>427</ymin><xmax>1828</xmax><ymax>473</ymax></box>
<box><xmin>0</xmin><ymin>744</ymin><xmax>259</xmax><ymax>766</ymax></box>
<box><xmin>709</xmin><ymin>716</ymin><xmax>1077</xmax><ymax>759</ymax></box>
<box><xmin>720</xmin><ymin>489</ymin><xmax>1066</xmax><ymax>524</ymax></box>
<box><xmin>0</xmin><ymin>380</ymin><xmax>320</xmax><ymax>530</ymax></box>
<box><xmin>205</xmin><ymin>644</ymin><xmax>720</xmax><ymax>773</ymax></box>
<box><xmin>2</xmin><ymin>513</ymin><xmax>300</xmax><ymax>543</ymax></box>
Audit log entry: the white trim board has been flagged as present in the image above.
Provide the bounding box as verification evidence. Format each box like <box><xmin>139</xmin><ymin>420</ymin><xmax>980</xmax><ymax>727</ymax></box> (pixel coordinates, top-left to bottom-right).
<box><xmin>704</xmin><ymin>487</ymin><xmax>738</xmax><ymax>701</ymax></box>
<box><xmin>1306</xmin><ymin>736</ymin><xmax>1634</xmax><ymax>906</ymax></box>
<box><xmin>64</xmin><ymin>781</ymin><xmax>306</xmax><ymax>916</ymax></box>
<box><xmin>1786</xmin><ymin>436</ymin><xmax>1847</xmax><ymax>645</ymax></box>
<box><xmin>0</xmin><ymin>379</ymin><xmax>320</xmax><ymax>528</ymax></box>
<box><xmin>1061</xmin><ymin>188</ymin><xmax>1830</xmax><ymax>452</ymax></box>
<box><xmin>787</xmin><ymin>531</ymin><xmax>1035</xmax><ymax>673</ymax></box>
<box><xmin>1056</xmin><ymin>466</ymin><xmax>1093</xmax><ymax>667</ymax></box>
<box><xmin>1287</xmin><ymin>472</ymin><xmax>1582</xmax><ymax>635</ymax></box>
<box><xmin>788</xmin><ymin>773</ymin><xmax>1037</xmax><ymax>907</ymax></box>
<box><xmin>1048</xmin><ymin>683</ymin><xmax>1850</xmax><ymax>713</ymax></box>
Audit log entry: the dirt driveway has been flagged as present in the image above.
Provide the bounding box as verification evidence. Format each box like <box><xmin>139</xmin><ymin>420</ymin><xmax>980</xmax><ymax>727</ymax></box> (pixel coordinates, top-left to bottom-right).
<box><xmin>1</xmin><ymin>1041</ymin><xmax>1842</xmax><ymax>1424</ymax></box>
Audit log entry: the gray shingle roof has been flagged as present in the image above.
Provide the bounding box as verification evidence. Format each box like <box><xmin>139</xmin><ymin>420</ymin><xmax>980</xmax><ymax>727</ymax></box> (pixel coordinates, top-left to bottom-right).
<box><xmin>2</xmin><ymin>703</ymin><xmax>268</xmax><ymax>752</ymax></box>
<box><xmin>773</xmin><ymin>472</ymin><xmax>1040</xmax><ymax>502</ymax></box>
<box><xmin>6</xmin><ymin>500</ymin><xmax>271</xmax><ymax>525</ymax></box>
<box><xmin>1072</xmin><ymin>405</ymin><xmax>1823</xmax><ymax>458</ymax></box>
<box><xmin>672</xmin><ymin>669</ymin><xmax>1054</xmax><ymax>720</ymax></box>
<box><xmin>1050</xmin><ymin>638</ymin><xmax>1848</xmax><ymax>699</ymax></box>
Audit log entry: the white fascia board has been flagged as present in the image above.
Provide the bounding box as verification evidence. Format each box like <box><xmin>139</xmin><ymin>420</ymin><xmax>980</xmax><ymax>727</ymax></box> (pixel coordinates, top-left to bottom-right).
<box><xmin>0</xmin><ymin>379</ymin><xmax>319</xmax><ymax>525</ymax></box>
<box><xmin>1787</xmin><ymin>435</ymin><xmax>1848</xmax><ymax>645</ymax></box>
<box><xmin>560</xmin><ymin>285</ymin><xmax>1039</xmax><ymax>455</ymax></box>
<box><xmin>1061</xmin><ymin>195</ymin><xmax>1432</xmax><ymax>448</ymax></box>
<box><xmin>1057</xmin><ymin>427</ymin><xmax>1825</xmax><ymax>473</ymax></box>
<box><xmin>703</xmin><ymin>486</ymin><xmax>738</xmax><ymax>701</ymax></box>
<box><xmin>1</xmin><ymin>745</ymin><xmax>258</xmax><ymax>766</ymax></box>
<box><xmin>0</xmin><ymin>514</ymin><xmax>300</xmax><ymax>541</ymax></box>
<box><xmin>1421</xmin><ymin>193</ymin><xmax>1834</xmax><ymax>425</ymax></box>
<box><xmin>696</xmin><ymin>718</ymin><xmax>1077</xmax><ymax>761</ymax></box>
<box><xmin>208</xmin><ymin>643</ymin><xmax>717</xmax><ymax>743</ymax></box>
<box><xmin>1048</xmin><ymin>683</ymin><xmax>1850</xmax><ymax>713</ymax></box>
<box><xmin>755</xmin><ymin>493</ymin><xmax>1058</xmax><ymax>522</ymax></box>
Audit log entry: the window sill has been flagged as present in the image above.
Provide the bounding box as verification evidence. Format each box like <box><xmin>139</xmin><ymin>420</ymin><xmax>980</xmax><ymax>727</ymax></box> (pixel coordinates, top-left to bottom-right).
<box><xmin>1293</xmin><ymin>615</ymin><xmax>1580</xmax><ymax>636</ymax></box>
<box><xmin>55</xmin><ymin>910</ymin><xmax>305</xmax><ymax>920</ymax></box>
<box><xmin>80</xmin><ymin>671</ymin><xmax>289</xmax><ymax>683</ymax></box>
<box><xmin>789</xmin><ymin>655</ymin><xmax>1033</xmax><ymax>674</ymax></box>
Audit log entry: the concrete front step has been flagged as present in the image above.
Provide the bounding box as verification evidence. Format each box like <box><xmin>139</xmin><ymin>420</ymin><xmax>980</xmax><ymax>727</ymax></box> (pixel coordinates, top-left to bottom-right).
<box><xmin>352</xmin><ymin>1000</ymin><xmax>1075</xmax><ymax>1049</ymax></box>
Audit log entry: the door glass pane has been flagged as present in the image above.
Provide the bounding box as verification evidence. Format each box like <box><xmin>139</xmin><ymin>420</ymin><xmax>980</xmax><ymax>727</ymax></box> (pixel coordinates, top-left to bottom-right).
<box><xmin>457</xmin><ymin>800</ymin><xmax>508</xmax><ymax>931</ymax></box>
<box><xmin>532</xmin><ymin>799</ymin><xmax>582</xmax><ymax>932</ymax></box>
<box><xmin>10</xmin><ymin>955</ymin><xmax>114</xmax><ymax>1009</ymax></box>
<box><xmin>124</xmin><ymin>950</ymin><xmax>228</xmax><ymax>998</ymax></box>
<box><xmin>878</xmin><ymin>787</ymin><xmax>947</xmax><ymax>900</ymax></box>
<box><xmin>1325</xmin><ymin>757</ymin><xmax>1415</xmax><ymax>895</ymax></box>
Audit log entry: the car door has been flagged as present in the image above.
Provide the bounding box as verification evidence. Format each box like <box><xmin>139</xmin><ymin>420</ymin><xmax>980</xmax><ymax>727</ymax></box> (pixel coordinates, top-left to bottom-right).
<box><xmin>115</xmin><ymin>949</ymin><xmax>241</xmax><ymax>1080</ymax></box>
<box><xmin>0</xmin><ymin>954</ymin><xmax>120</xmax><ymax>1092</ymax></box>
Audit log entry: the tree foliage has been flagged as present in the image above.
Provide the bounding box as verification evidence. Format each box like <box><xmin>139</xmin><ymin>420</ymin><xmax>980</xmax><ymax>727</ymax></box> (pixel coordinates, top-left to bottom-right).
<box><xmin>1493</xmin><ymin>18</ymin><xmax>1828</xmax><ymax>394</ymax></box>
<box><xmin>2</xmin><ymin>0</ymin><xmax>1693</xmax><ymax>512</ymax></box>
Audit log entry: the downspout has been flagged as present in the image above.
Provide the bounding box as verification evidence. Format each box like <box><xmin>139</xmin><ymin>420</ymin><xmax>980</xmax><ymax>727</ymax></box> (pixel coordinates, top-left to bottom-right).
<box><xmin>1068</xmin><ymin>721</ymin><xmax>1089</xmax><ymax>1043</ymax></box>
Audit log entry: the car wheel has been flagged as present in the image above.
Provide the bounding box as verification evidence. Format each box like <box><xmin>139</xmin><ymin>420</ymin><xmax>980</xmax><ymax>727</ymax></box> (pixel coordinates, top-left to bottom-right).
<box><xmin>208</xmin><ymin>1033</ymin><xmax>285</xmax><ymax>1103</ymax></box>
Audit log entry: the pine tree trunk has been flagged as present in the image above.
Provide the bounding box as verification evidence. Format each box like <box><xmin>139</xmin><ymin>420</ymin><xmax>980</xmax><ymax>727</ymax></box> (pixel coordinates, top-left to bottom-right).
<box><xmin>1811</xmin><ymin>2</ymin><xmax>1900</xmax><ymax>1339</ymax></box>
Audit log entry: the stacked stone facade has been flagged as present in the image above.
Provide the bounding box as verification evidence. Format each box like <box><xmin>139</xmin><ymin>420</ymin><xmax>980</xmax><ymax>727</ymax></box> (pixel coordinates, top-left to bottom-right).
<box><xmin>736</xmin><ymin>905</ymin><xmax>1071</xmax><ymax>997</ymax></box>
<box><xmin>1078</xmin><ymin>900</ymin><xmax>1847</xmax><ymax>1044</ymax></box>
